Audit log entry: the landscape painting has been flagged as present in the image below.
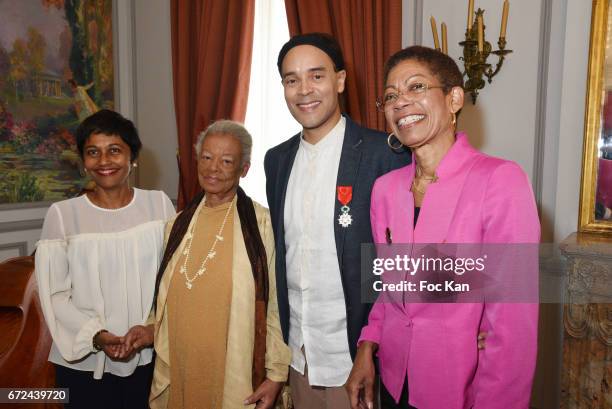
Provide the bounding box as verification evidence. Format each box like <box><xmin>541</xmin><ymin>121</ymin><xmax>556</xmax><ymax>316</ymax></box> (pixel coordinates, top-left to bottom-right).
<box><xmin>0</xmin><ymin>0</ymin><xmax>113</xmax><ymax>204</ymax></box>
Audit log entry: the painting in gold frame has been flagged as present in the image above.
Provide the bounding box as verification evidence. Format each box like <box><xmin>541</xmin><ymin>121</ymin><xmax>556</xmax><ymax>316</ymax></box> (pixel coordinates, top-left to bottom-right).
<box><xmin>579</xmin><ymin>0</ymin><xmax>612</xmax><ymax>234</ymax></box>
<box><xmin>0</xmin><ymin>0</ymin><xmax>113</xmax><ymax>206</ymax></box>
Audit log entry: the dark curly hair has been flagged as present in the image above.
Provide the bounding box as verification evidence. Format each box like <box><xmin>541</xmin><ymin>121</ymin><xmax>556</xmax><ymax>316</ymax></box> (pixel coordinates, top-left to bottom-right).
<box><xmin>75</xmin><ymin>109</ymin><xmax>142</xmax><ymax>161</ymax></box>
<box><xmin>384</xmin><ymin>46</ymin><xmax>464</xmax><ymax>94</ymax></box>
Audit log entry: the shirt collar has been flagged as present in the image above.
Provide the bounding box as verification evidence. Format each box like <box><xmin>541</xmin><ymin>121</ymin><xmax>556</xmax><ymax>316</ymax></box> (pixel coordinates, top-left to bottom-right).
<box><xmin>299</xmin><ymin>116</ymin><xmax>346</xmax><ymax>154</ymax></box>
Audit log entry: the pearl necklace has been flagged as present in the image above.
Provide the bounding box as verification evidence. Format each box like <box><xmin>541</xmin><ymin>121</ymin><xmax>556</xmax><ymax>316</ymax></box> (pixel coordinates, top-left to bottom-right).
<box><xmin>179</xmin><ymin>196</ymin><xmax>235</xmax><ymax>290</ymax></box>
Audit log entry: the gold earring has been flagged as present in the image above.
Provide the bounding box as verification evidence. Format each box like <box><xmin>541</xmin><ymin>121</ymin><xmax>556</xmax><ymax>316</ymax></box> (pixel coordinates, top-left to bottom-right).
<box><xmin>451</xmin><ymin>112</ymin><xmax>457</xmax><ymax>128</ymax></box>
<box><xmin>387</xmin><ymin>133</ymin><xmax>404</xmax><ymax>151</ymax></box>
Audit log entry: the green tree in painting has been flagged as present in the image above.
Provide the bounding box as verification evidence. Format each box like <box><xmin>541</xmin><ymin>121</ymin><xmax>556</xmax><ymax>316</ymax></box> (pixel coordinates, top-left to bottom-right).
<box><xmin>0</xmin><ymin>44</ymin><xmax>9</xmax><ymax>91</ymax></box>
<box><xmin>64</xmin><ymin>0</ymin><xmax>94</xmax><ymax>89</ymax></box>
<box><xmin>43</xmin><ymin>0</ymin><xmax>113</xmax><ymax>107</ymax></box>
<box><xmin>9</xmin><ymin>39</ymin><xmax>28</xmax><ymax>99</ymax></box>
<box><xmin>0</xmin><ymin>44</ymin><xmax>11</xmax><ymax>98</ymax></box>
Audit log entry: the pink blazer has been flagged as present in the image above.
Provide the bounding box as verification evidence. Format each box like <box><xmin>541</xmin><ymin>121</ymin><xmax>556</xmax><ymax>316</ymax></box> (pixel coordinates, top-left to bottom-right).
<box><xmin>359</xmin><ymin>133</ymin><xmax>540</xmax><ymax>409</ymax></box>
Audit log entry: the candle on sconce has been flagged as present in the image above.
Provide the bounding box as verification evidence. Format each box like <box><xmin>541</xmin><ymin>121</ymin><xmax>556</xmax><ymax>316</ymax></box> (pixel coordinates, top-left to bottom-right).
<box><xmin>441</xmin><ymin>23</ymin><xmax>448</xmax><ymax>54</ymax></box>
<box><xmin>430</xmin><ymin>16</ymin><xmax>440</xmax><ymax>50</ymax></box>
<box><xmin>467</xmin><ymin>0</ymin><xmax>474</xmax><ymax>30</ymax></box>
<box><xmin>477</xmin><ymin>14</ymin><xmax>484</xmax><ymax>52</ymax></box>
<box><xmin>500</xmin><ymin>0</ymin><xmax>509</xmax><ymax>38</ymax></box>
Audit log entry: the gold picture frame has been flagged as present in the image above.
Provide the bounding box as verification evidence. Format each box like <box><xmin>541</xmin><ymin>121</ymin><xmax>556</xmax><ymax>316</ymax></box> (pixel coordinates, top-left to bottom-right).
<box><xmin>579</xmin><ymin>0</ymin><xmax>612</xmax><ymax>234</ymax></box>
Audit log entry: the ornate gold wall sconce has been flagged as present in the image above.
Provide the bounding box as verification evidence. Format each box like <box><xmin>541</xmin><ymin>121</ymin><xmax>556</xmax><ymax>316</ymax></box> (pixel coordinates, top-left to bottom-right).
<box><xmin>431</xmin><ymin>0</ymin><xmax>512</xmax><ymax>104</ymax></box>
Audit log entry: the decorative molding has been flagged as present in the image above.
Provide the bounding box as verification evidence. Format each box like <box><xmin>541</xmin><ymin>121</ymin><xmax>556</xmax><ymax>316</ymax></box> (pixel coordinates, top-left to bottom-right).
<box><xmin>414</xmin><ymin>0</ymin><xmax>423</xmax><ymax>46</ymax></box>
<box><xmin>131</xmin><ymin>0</ymin><xmax>140</xmax><ymax>189</ymax></box>
<box><xmin>0</xmin><ymin>201</ymin><xmax>52</xmax><ymax>211</ymax></box>
<box><xmin>532</xmin><ymin>0</ymin><xmax>553</xmax><ymax>209</ymax></box>
<box><xmin>0</xmin><ymin>242</ymin><xmax>29</xmax><ymax>257</ymax></box>
<box><xmin>402</xmin><ymin>0</ymin><xmax>422</xmax><ymax>47</ymax></box>
<box><xmin>113</xmin><ymin>0</ymin><xmax>139</xmax><ymax>188</ymax></box>
<box><xmin>113</xmin><ymin>0</ymin><xmax>137</xmax><ymax>120</ymax></box>
<box><xmin>0</xmin><ymin>219</ymin><xmax>44</xmax><ymax>234</ymax></box>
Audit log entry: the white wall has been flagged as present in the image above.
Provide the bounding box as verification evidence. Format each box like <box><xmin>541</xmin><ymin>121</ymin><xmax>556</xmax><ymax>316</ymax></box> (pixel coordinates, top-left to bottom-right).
<box><xmin>420</xmin><ymin>0</ymin><xmax>541</xmax><ymax>177</ymax></box>
<box><xmin>133</xmin><ymin>0</ymin><xmax>179</xmax><ymax>201</ymax></box>
<box><xmin>403</xmin><ymin>1</ymin><xmax>591</xmax><ymax>408</ymax></box>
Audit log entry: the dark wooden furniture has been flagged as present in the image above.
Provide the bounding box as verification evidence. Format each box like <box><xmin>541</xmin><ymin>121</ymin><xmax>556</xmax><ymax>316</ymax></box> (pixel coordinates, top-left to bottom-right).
<box><xmin>0</xmin><ymin>255</ymin><xmax>59</xmax><ymax>408</ymax></box>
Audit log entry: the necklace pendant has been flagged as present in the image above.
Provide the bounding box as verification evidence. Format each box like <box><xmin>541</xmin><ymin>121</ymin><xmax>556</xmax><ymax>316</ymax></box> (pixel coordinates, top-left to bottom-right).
<box><xmin>179</xmin><ymin>196</ymin><xmax>234</xmax><ymax>292</ymax></box>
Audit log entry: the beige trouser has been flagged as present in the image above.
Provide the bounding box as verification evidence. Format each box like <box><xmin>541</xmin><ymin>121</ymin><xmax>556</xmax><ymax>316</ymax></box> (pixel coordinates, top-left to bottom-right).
<box><xmin>289</xmin><ymin>362</ymin><xmax>351</xmax><ymax>409</ymax></box>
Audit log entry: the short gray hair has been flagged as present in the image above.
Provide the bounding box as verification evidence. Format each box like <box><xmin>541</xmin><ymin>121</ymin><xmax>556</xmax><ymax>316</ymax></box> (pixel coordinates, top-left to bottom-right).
<box><xmin>195</xmin><ymin>120</ymin><xmax>252</xmax><ymax>165</ymax></box>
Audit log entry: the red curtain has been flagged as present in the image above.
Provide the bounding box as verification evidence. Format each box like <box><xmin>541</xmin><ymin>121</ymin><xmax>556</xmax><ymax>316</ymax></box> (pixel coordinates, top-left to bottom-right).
<box><xmin>171</xmin><ymin>0</ymin><xmax>255</xmax><ymax>209</ymax></box>
<box><xmin>284</xmin><ymin>0</ymin><xmax>402</xmax><ymax>132</ymax></box>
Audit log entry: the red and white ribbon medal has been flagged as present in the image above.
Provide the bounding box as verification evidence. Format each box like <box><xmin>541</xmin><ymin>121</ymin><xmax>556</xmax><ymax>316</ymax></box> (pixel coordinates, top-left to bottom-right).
<box><xmin>337</xmin><ymin>186</ymin><xmax>353</xmax><ymax>228</ymax></box>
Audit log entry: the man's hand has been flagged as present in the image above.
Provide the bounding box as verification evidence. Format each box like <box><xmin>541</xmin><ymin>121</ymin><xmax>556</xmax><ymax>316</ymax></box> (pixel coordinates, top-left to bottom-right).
<box><xmin>243</xmin><ymin>378</ymin><xmax>284</xmax><ymax>408</ymax></box>
<box><xmin>345</xmin><ymin>341</ymin><xmax>377</xmax><ymax>409</ymax></box>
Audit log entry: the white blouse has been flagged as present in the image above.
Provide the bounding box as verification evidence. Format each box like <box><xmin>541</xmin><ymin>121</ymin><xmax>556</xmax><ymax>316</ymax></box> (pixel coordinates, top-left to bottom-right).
<box><xmin>35</xmin><ymin>188</ymin><xmax>175</xmax><ymax>379</ymax></box>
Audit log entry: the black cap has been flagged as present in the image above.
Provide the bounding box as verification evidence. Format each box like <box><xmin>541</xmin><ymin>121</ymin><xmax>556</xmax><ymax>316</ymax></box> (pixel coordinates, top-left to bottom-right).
<box><xmin>277</xmin><ymin>32</ymin><xmax>345</xmax><ymax>76</ymax></box>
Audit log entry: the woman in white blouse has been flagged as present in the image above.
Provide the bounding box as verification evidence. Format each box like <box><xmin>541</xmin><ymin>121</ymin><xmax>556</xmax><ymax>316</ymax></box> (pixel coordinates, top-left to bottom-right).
<box><xmin>35</xmin><ymin>109</ymin><xmax>175</xmax><ymax>408</ymax></box>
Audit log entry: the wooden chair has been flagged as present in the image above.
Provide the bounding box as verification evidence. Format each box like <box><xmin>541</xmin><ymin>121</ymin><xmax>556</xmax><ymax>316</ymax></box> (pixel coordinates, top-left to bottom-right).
<box><xmin>0</xmin><ymin>255</ymin><xmax>60</xmax><ymax>408</ymax></box>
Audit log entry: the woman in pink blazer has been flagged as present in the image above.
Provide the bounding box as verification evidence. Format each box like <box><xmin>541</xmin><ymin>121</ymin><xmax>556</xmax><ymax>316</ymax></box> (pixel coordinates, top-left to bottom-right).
<box><xmin>345</xmin><ymin>46</ymin><xmax>540</xmax><ymax>409</ymax></box>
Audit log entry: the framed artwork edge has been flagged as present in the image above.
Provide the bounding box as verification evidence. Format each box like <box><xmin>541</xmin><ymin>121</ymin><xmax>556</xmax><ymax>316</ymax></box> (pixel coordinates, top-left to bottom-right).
<box><xmin>578</xmin><ymin>0</ymin><xmax>612</xmax><ymax>235</ymax></box>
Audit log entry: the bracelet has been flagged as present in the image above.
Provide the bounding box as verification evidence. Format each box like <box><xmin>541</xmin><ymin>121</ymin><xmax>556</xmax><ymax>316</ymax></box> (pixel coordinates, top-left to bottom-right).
<box><xmin>92</xmin><ymin>329</ymin><xmax>108</xmax><ymax>351</ymax></box>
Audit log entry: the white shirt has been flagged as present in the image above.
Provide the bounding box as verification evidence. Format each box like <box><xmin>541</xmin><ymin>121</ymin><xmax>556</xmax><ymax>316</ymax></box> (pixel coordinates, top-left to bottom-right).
<box><xmin>35</xmin><ymin>188</ymin><xmax>175</xmax><ymax>379</ymax></box>
<box><xmin>284</xmin><ymin>117</ymin><xmax>353</xmax><ymax>387</ymax></box>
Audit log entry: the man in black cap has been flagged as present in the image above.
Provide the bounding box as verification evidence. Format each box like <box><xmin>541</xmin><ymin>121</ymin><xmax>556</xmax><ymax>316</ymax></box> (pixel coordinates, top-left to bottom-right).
<box><xmin>264</xmin><ymin>33</ymin><xmax>410</xmax><ymax>408</ymax></box>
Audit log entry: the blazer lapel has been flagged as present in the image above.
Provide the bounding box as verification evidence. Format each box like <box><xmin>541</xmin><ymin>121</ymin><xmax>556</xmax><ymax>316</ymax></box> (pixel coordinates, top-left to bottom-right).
<box><xmin>276</xmin><ymin>135</ymin><xmax>300</xmax><ymax>245</ymax></box>
<box><xmin>413</xmin><ymin>134</ymin><xmax>477</xmax><ymax>243</ymax></box>
<box><xmin>414</xmin><ymin>175</ymin><xmax>467</xmax><ymax>243</ymax></box>
<box><xmin>334</xmin><ymin>118</ymin><xmax>363</xmax><ymax>266</ymax></box>
<box><xmin>391</xmin><ymin>163</ymin><xmax>415</xmax><ymax>244</ymax></box>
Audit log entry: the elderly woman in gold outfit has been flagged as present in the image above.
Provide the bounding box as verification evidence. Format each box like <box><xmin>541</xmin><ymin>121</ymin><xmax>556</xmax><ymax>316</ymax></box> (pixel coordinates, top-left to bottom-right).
<box><xmin>134</xmin><ymin>120</ymin><xmax>290</xmax><ymax>409</ymax></box>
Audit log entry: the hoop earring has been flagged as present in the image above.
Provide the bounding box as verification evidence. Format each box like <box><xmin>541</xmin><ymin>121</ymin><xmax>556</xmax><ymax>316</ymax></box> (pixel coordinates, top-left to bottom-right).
<box><xmin>451</xmin><ymin>112</ymin><xmax>457</xmax><ymax>128</ymax></box>
<box><xmin>387</xmin><ymin>133</ymin><xmax>404</xmax><ymax>151</ymax></box>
